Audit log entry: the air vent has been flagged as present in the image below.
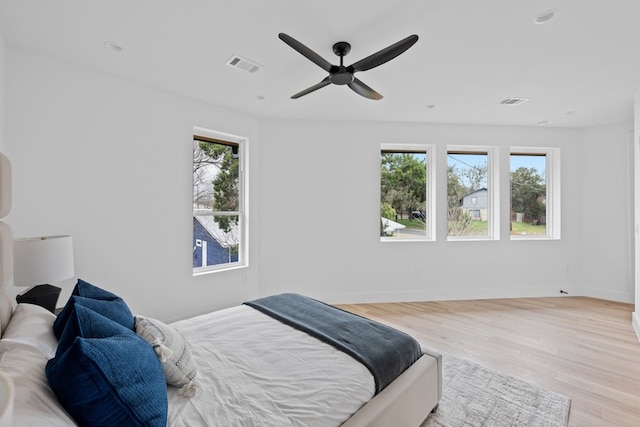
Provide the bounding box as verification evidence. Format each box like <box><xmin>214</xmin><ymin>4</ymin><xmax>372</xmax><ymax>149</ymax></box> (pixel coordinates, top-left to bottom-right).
<box><xmin>226</xmin><ymin>55</ymin><xmax>261</xmax><ymax>73</ymax></box>
<box><xmin>499</xmin><ymin>97</ymin><xmax>530</xmax><ymax>106</ymax></box>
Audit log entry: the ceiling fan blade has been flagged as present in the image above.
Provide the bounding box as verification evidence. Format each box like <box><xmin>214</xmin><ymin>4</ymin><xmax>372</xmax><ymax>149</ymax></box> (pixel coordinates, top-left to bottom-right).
<box><xmin>291</xmin><ymin>77</ymin><xmax>332</xmax><ymax>99</ymax></box>
<box><xmin>279</xmin><ymin>33</ymin><xmax>333</xmax><ymax>72</ymax></box>
<box><xmin>348</xmin><ymin>34</ymin><xmax>418</xmax><ymax>72</ymax></box>
<box><xmin>348</xmin><ymin>78</ymin><xmax>383</xmax><ymax>100</ymax></box>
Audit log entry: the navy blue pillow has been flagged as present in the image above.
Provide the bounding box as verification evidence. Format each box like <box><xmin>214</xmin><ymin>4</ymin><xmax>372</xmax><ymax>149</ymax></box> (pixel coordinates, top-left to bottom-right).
<box><xmin>56</xmin><ymin>304</ymin><xmax>134</xmax><ymax>356</ymax></box>
<box><xmin>53</xmin><ymin>280</ymin><xmax>134</xmax><ymax>338</ymax></box>
<box><xmin>73</xmin><ymin>278</ymin><xmax>122</xmax><ymax>300</ymax></box>
<box><xmin>46</xmin><ymin>333</ymin><xmax>168</xmax><ymax>427</ymax></box>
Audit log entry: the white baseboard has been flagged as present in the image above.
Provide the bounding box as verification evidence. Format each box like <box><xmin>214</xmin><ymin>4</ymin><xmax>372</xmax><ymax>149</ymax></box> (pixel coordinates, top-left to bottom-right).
<box><xmin>579</xmin><ymin>286</ymin><xmax>634</xmax><ymax>304</ymax></box>
<box><xmin>633</xmin><ymin>312</ymin><xmax>640</xmax><ymax>343</ymax></box>
<box><xmin>316</xmin><ymin>285</ymin><xmax>581</xmax><ymax>306</ymax></box>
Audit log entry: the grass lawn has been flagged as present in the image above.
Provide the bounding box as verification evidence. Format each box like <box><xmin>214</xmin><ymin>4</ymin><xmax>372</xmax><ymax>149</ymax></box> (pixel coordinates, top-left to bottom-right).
<box><xmin>511</xmin><ymin>221</ymin><xmax>546</xmax><ymax>235</ymax></box>
<box><xmin>397</xmin><ymin>218</ymin><xmax>426</xmax><ymax>230</ymax></box>
<box><xmin>396</xmin><ymin>218</ymin><xmax>546</xmax><ymax>236</ymax></box>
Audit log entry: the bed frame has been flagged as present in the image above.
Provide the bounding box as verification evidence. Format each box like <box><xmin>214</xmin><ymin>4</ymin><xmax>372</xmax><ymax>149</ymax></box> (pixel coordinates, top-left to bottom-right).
<box><xmin>343</xmin><ymin>344</ymin><xmax>441</xmax><ymax>426</ymax></box>
<box><xmin>0</xmin><ymin>151</ymin><xmax>441</xmax><ymax>426</ymax></box>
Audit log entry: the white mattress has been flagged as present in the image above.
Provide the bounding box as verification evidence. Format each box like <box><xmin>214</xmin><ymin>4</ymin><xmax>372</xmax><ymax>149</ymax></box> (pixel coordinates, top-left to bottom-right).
<box><xmin>168</xmin><ymin>305</ymin><xmax>376</xmax><ymax>426</ymax></box>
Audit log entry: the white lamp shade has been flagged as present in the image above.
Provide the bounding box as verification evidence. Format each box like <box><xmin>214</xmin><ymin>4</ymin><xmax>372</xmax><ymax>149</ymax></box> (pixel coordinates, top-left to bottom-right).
<box><xmin>13</xmin><ymin>235</ymin><xmax>74</xmax><ymax>286</ymax></box>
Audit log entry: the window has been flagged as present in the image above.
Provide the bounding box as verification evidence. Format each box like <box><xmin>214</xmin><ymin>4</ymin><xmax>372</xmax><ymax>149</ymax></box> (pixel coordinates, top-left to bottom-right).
<box><xmin>193</xmin><ymin>127</ymin><xmax>247</xmax><ymax>273</ymax></box>
<box><xmin>380</xmin><ymin>144</ymin><xmax>435</xmax><ymax>241</ymax></box>
<box><xmin>447</xmin><ymin>147</ymin><xmax>499</xmax><ymax>240</ymax></box>
<box><xmin>510</xmin><ymin>147</ymin><xmax>560</xmax><ymax>239</ymax></box>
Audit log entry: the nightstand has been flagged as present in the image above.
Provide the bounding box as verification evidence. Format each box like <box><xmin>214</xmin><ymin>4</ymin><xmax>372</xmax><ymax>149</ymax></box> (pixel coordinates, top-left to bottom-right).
<box><xmin>15</xmin><ymin>284</ymin><xmax>61</xmax><ymax>313</ymax></box>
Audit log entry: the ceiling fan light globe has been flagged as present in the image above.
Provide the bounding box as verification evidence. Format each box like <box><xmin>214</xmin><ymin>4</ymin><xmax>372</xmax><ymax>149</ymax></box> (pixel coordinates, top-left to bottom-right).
<box><xmin>330</xmin><ymin>71</ymin><xmax>354</xmax><ymax>85</ymax></box>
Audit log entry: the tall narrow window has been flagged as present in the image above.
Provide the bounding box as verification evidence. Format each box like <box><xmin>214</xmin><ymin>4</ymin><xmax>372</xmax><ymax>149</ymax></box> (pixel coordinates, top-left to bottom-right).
<box><xmin>193</xmin><ymin>128</ymin><xmax>247</xmax><ymax>273</ymax></box>
<box><xmin>510</xmin><ymin>148</ymin><xmax>560</xmax><ymax>239</ymax></box>
<box><xmin>380</xmin><ymin>144</ymin><xmax>435</xmax><ymax>241</ymax></box>
<box><xmin>447</xmin><ymin>147</ymin><xmax>498</xmax><ymax>240</ymax></box>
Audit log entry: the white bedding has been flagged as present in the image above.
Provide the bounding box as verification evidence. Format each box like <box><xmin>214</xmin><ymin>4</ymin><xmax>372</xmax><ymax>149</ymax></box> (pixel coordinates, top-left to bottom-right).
<box><xmin>168</xmin><ymin>304</ymin><xmax>376</xmax><ymax>426</ymax></box>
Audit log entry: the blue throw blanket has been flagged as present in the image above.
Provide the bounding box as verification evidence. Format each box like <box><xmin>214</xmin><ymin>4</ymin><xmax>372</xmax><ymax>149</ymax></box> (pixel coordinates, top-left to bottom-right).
<box><xmin>244</xmin><ymin>293</ymin><xmax>421</xmax><ymax>394</ymax></box>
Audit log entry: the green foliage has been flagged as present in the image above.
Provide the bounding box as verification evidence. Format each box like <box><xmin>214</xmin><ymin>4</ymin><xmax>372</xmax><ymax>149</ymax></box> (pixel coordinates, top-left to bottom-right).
<box><xmin>511</xmin><ymin>167</ymin><xmax>545</xmax><ymax>221</ymax></box>
<box><xmin>380</xmin><ymin>202</ymin><xmax>396</xmax><ymax>220</ymax></box>
<box><xmin>194</xmin><ymin>141</ymin><xmax>239</xmax><ymax>233</ymax></box>
<box><xmin>380</xmin><ymin>153</ymin><xmax>426</xmax><ymax>219</ymax></box>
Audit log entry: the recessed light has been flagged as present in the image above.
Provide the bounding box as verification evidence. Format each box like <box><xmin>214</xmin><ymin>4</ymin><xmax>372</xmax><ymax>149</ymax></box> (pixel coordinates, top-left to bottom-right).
<box><xmin>426</xmin><ymin>104</ymin><xmax>435</xmax><ymax>109</ymax></box>
<box><xmin>257</xmin><ymin>95</ymin><xmax>265</xmax><ymax>100</ymax></box>
<box><xmin>104</xmin><ymin>41</ymin><xmax>123</xmax><ymax>52</ymax></box>
<box><xmin>534</xmin><ymin>9</ymin><xmax>558</xmax><ymax>24</ymax></box>
<box><xmin>537</xmin><ymin>120</ymin><xmax>549</xmax><ymax>126</ymax></box>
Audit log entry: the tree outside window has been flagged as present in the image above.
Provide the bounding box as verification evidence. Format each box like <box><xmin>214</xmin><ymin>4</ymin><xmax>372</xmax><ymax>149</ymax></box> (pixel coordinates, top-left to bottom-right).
<box><xmin>510</xmin><ymin>153</ymin><xmax>547</xmax><ymax>236</ymax></box>
<box><xmin>380</xmin><ymin>145</ymin><xmax>433</xmax><ymax>240</ymax></box>
<box><xmin>193</xmin><ymin>133</ymin><xmax>245</xmax><ymax>272</ymax></box>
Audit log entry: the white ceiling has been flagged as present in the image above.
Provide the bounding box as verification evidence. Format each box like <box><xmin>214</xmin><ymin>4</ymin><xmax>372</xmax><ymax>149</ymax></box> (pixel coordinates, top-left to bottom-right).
<box><xmin>1</xmin><ymin>0</ymin><xmax>639</xmax><ymax>128</ymax></box>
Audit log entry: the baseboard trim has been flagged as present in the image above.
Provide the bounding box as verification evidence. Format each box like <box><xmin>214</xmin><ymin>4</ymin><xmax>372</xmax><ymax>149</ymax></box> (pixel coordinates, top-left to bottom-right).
<box><xmin>316</xmin><ymin>286</ymin><xmax>582</xmax><ymax>306</ymax></box>
<box><xmin>633</xmin><ymin>312</ymin><xmax>640</xmax><ymax>343</ymax></box>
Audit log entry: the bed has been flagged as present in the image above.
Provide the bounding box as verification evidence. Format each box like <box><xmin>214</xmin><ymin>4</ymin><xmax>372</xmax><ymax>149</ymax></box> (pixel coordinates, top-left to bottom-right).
<box><xmin>0</xmin><ymin>152</ymin><xmax>441</xmax><ymax>426</ymax></box>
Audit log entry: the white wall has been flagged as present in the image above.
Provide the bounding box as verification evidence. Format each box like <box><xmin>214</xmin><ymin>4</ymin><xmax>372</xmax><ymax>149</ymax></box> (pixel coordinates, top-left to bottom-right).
<box><xmin>4</xmin><ymin>48</ymin><xmax>261</xmax><ymax>322</ymax></box>
<box><xmin>3</xmin><ymin>45</ymin><xmax>635</xmax><ymax>323</ymax></box>
<box><xmin>258</xmin><ymin>119</ymin><xmax>634</xmax><ymax>305</ymax></box>
<box><xmin>0</xmin><ymin>31</ymin><xmax>5</xmax><ymax>153</ymax></box>
<box><xmin>581</xmin><ymin>123</ymin><xmax>635</xmax><ymax>302</ymax></box>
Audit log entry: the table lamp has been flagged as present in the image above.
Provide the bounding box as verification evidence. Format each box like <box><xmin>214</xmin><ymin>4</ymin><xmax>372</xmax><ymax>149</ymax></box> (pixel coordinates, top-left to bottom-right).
<box><xmin>13</xmin><ymin>235</ymin><xmax>74</xmax><ymax>313</ymax></box>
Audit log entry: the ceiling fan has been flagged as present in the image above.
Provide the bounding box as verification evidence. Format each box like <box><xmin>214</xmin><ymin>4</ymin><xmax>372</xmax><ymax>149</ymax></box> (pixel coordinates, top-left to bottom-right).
<box><xmin>278</xmin><ymin>33</ymin><xmax>419</xmax><ymax>100</ymax></box>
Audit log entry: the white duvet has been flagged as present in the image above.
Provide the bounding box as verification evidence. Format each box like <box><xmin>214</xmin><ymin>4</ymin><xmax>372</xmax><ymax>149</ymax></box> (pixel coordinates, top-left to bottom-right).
<box><xmin>168</xmin><ymin>305</ymin><xmax>375</xmax><ymax>426</ymax></box>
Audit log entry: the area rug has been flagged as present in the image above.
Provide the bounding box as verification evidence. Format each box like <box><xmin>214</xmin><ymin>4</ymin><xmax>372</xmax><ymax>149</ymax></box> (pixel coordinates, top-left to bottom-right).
<box><xmin>421</xmin><ymin>354</ymin><xmax>570</xmax><ymax>427</ymax></box>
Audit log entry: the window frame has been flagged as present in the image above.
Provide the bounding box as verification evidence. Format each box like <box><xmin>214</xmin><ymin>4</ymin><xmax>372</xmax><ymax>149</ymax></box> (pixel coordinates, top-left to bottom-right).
<box><xmin>380</xmin><ymin>143</ymin><xmax>436</xmax><ymax>242</ymax></box>
<box><xmin>192</xmin><ymin>126</ymin><xmax>248</xmax><ymax>275</ymax></box>
<box><xmin>510</xmin><ymin>147</ymin><xmax>561</xmax><ymax>240</ymax></box>
<box><xmin>446</xmin><ymin>145</ymin><xmax>500</xmax><ymax>241</ymax></box>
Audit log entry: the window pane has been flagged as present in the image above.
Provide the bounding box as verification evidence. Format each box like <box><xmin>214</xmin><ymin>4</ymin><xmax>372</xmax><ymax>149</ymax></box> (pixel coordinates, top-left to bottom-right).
<box><xmin>193</xmin><ymin>135</ymin><xmax>242</xmax><ymax>271</ymax></box>
<box><xmin>380</xmin><ymin>151</ymin><xmax>427</xmax><ymax>239</ymax></box>
<box><xmin>510</xmin><ymin>154</ymin><xmax>546</xmax><ymax>236</ymax></box>
<box><xmin>193</xmin><ymin>215</ymin><xmax>240</xmax><ymax>268</ymax></box>
<box><xmin>193</xmin><ymin>140</ymin><xmax>239</xmax><ymax>211</ymax></box>
<box><xmin>447</xmin><ymin>152</ymin><xmax>488</xmax><ymax>237</ymax></box>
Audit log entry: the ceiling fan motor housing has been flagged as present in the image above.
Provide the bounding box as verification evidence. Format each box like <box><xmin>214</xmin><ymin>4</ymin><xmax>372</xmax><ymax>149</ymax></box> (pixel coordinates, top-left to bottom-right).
<box><xmin>330</xmin><ymin>67</ymin><xmax>354</xmax><ymax>85</ymax></box>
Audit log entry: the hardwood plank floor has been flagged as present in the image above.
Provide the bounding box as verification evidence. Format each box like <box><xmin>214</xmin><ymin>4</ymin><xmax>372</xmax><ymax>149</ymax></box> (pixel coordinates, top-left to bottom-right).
<box><xmin>337</xmin><ymin>297</ymin><xmax>640</xmax><ymax>427</ymax></box>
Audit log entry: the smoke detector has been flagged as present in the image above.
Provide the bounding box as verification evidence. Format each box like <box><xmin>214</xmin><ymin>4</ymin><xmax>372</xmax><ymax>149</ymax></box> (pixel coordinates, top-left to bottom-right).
<box><xmin>226</xmin><ymin>55</ymin><xmax>261</xmax><ymax>73</ymax></box>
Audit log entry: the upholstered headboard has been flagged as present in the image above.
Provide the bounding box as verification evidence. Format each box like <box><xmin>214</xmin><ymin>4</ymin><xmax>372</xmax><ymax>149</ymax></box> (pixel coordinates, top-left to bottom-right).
<box><xmin>0</xmin><ymin>153</ymin><xmax>14</xmax><ymax>335</ymax></box>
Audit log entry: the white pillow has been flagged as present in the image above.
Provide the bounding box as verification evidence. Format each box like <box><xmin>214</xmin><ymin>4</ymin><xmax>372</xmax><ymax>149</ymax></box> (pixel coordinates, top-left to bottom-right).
<box><xmin>0</xmin><ymin>346</ymin><xmax>75</xmax><ymax>426</ymax></box>
<box><xmin>134</xmin><ymin>315</ymin><xmax>199</xmax><ymax>397</ymax></box>
<box><xmin>0</xmin><ymin>303</ymin><xmax>58</xmax><ymax>358</ymax></box>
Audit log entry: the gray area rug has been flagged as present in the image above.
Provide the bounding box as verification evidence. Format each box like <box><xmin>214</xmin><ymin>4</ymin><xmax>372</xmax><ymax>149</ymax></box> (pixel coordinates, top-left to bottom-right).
<box><xmin>422</xmin><ymin>354</ymin><xmax>570</xmax><ymax>427</ymax></box>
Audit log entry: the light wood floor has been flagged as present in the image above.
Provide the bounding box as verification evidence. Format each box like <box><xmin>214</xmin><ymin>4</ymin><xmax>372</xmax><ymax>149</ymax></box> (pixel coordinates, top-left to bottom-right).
<box><xmin>337</xmin><ymin>297</ymin><xmax>640</xmax><ymax>427</ymax></box>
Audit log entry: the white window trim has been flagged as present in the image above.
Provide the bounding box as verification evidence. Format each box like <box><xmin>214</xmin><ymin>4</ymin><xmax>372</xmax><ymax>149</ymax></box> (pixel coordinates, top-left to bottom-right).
<box><xmin>380</xmin><ymin>143</ymin><xmax>436</xmax><ymax>242</ymax></box>
<box><xmin>447</xmin><ymin>145</ymin><xmax>500</xmax><ymax>241</ymax></box>
<box><xmin>193</xmin><ymin>126</ymin><xmax>249</xmax><ymax>275</ymax></box>
<box><xmin>510</xmin><ymin>146</ymin><xmax>560</xmax><ymax>240</ymax></box>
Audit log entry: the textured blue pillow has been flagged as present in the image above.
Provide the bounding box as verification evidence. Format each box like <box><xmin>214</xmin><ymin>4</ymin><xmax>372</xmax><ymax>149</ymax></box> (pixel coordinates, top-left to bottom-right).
<box><xmin>53</xmin><ymin>280</ymin><xmax>134</xmax><ymax>338</ymax></box>
<box><xmin>46</xmin><ymin>334</ymin><xmax>168</xmax><ymax>427</ymax></box>
<box><xmin>73</xmin><ymin>278</ymin><xmax>122</xmax><ymax>300</ymax></box>
<box><xmin>56</xmin><ymin>304</ymin><xmax>134</xmax><ymax>356</ymax></box>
